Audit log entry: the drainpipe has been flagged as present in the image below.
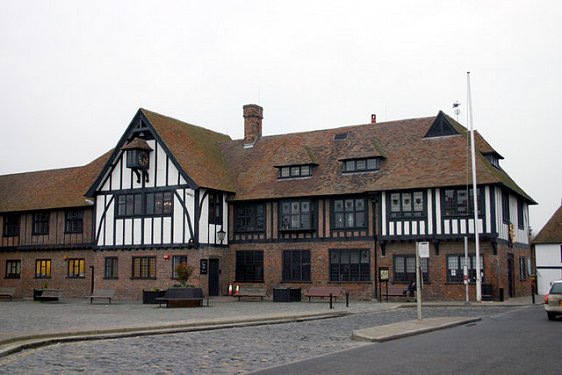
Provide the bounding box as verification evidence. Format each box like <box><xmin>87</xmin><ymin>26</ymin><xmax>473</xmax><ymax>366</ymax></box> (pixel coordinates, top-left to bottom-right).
<box><xmin>370</xmin><ymin>193</ymin><xmax>379</xmax><ymax>301</ymax></box>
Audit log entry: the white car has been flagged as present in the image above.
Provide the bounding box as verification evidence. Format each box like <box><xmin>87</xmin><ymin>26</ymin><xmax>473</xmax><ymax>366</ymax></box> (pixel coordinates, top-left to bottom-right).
<box><xmin>544</xmin><ymin>280</ymin><xmax>562</xmax><ymax>321</ymax></box>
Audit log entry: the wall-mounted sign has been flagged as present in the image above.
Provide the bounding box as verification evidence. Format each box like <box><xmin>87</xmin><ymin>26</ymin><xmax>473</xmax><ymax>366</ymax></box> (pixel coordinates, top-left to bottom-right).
<box><xmin>379</xmin><ymin>267</ymin><xmax>389</xmax><ymax>282</ymax></box>
<box><xmin>417</xmin><ymin>241</ymin><xmax>430</xmax><ymax>258</ymax></box>
<box><xmin>200</xmin><ymin>259</ymin><xmax>208</xmax><ymax>275</ymax></box>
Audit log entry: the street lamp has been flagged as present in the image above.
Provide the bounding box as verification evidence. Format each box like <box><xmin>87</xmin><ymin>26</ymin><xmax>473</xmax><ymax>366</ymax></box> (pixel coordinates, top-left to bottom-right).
<box><xmin>217</xmin><ymin>228</ymin><xmax>226</xmax><ymax>245</ymax></box>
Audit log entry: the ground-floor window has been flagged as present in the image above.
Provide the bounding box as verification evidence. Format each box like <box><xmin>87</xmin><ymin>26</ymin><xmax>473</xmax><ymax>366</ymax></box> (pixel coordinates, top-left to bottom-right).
<box><xmin>172</xmin><ymin>255</ymin><xmax>188</xmax><ymax>279</ymax></box>
<box><xmin>235</xmin><ymin>250</ymin><xmax>264</xmax><ymax>282</ymax></box>
<box><xmin>35</xmin><ymin>259</ymin><xmax>51</xmax><ymax>278</ymax></box>
<box><xmin>393</xmin><ymin>255</ymin><xmax>429</xmax><ymax>282</ymax></box>
<box><xmin>5</xmin><ymin>260</ymin><xmax>21</xmax><ymax>278</ymax></box>
<box><xmin>67</xmin><ymin>258</ymin><xmax>85</xmax><ymax>278</ymax></box>
<box><xmin>330</xmin><ymin>249</ymin><xmax>370</xmax><ymax>282</ymax></box>
<box><xmin>104</xmin><ymin>257</ymin><xmax>118</xmax><ymax>279</ymax></box>
<box><xmin>519</xmin><ymin>256</ymin><xmax>528</xmax><ymax>280</ymax></box>
<box><xmin>282</xmin><ymin>250</ymin><xmax>311</xmax><ymax>282</ymax></box>
<box><xmin>132</xmin><ymin>256</ymin><xmax>156</xmax><ymax>279</ymax></box>
<box><xmin>446</xmin><ymin>254</ymin><xmax>483</xmax><ymax>283</ymax></box>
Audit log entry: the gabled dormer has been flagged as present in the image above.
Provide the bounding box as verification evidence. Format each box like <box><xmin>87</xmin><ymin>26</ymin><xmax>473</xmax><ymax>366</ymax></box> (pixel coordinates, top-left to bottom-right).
<box><xmin>424</xmin><ymin>111</ymin><xmax>459</xmax><ymax>138</ymax></box>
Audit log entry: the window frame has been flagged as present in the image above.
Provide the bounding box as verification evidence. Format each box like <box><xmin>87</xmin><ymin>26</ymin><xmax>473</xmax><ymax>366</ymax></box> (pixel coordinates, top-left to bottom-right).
<box><xmin>329</xmin><ymin>249</ymin><xmax>370</xmax><ymax>282</ymax></box>
<box><xmin>172</xmin><ymin>255</ymin><xmax>188</xmax><ymax>279</ymax></box>
<box><xmin>331</xmin><ymin>197</ymin><xmax>367</xmax><ymax>229</ymax></box>
<box><xmin>67</xmin><ymin>258</ymin><xmax>85</xmax><ymax>278</ymax></box>
<box><xmin>208</xmin><ymin>191</ymin><xmax>223</xmax><ymax>225</ymax></box>
<box><xmin>104</xmin><ymin>257</ymin><xmax>119</xmax><ymax>279</ymax></box>
<box><xmin>519</xmin><ymin>256</ymin><xmax>528</xmax><ymax>281</ymax></box>
<box><xmin>280</xmin><ymin>199</ymin><xmax>316</xmax><ymax>231</ymax></box>
<box><xmin>235</xmin><ymin>250</ymin><xmax>264</xmax><ymax>282</ymax></box>
<box><xmin>5</xmin><ymin>259</ymin><xmax>21</xmax><ymax>279</ymax></box>
<box><xmin>65</xmin><ymin>209</ymin><xmax>84</xmax><ymax>234</ymax></box>
<box><xmin>116</xmin><ymin>191</ymin><xmax>174</xmax><ymax>218</ymax></box>
<box><xmin>393</xmin><ymin>255</ymin><xmax>429</xmax><ymax>283</ymax></box>
<box><xmin>3</xmin><ymin>213</ymin><xmax>20</xmax><ymax>237</ymax></box>
<box><xmin>446</xmin><ymin>254</ymin><xmax>484</xmax><ymax>283</ymax></box>
<box><xmin>131</xmin><ymin>256</ymin><xmax>157</xmax><ymax>279</ymax></box>
<box><xmin>234</xmin><ymin>202</ymin><xmax>265</xmax><ymax>233</ymax></box>
<box><xmin>278</xmin><ymin>165</ymin><xmax>314</xmax><ymax>179</ymax></box>
<box><xmin>517</xmin><ymin>200</ymin><xmax>525</xmax><ymax>230</ymax></box>
<box><xmin>442</xmin><ymin>188</ymin><xmax>483</xmax><ymax>217</ymax></box>
<box><xmin>342</xmin><ymin>157</ymin><xmax>380</xmax><ymax>173</ymax></box>
<box><xmin>282</xmin><ymin>250</ymin><xmax>311</xmax><ymax>282</ymax></box>
<box><xmin>35</xmin><ymin>259</ymin><xmax>51</xmax><ymax>279</ymax></box>
<box><xmin>32</xmin><ymin>212</ymin><xmax>50</xmax><ymax>235</ymax></box>
<box><xmin>502</xmin><ymin>191</ymin><xmax>510</xmax><ymax>224</ymax></box>
<box><xmin>389</xmin><ymin>191</ymin><xmax>426</xmax><ymax>219</ymax></box>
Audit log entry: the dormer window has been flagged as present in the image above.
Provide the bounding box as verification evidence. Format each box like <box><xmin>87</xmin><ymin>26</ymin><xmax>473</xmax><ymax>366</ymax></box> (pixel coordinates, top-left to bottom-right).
<box><xmin>485</xmin><ymin>154</ymin><xmax>501</xmax><ymax>169</ymax></box>
<box><xmin>342</xmin><ymin>157</ymin><xmax>380</xmax><ymax>173</ymax></box>
<box><xmin>278</xmin><ymin>164</ymin><xmax>313</xmax><ymax>179</ymax></box>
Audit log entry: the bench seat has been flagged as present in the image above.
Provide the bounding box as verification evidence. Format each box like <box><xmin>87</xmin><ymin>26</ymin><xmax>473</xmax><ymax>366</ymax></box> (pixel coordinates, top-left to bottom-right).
<box><xmin>235</xmin><ymin>287</ymin><xmax>267</xmax><ymax>301</ymax></box>
<box><xmin>86</xmin><ymin>289</ymin><xmax>116</xmax><ymax>304</ymax></box>
<box><xmin>0</xmin><ymin>287</ymin><xmax>16</xmax><ymax>300</ymax></box>
<box><xmin>34</xmin><ymin>289</ymin><xmax>62</xmax><ymax>302</ymax></box>
<box><xmin>156</xmin><ymin>288</ymin><xmax>209</xmax><ymax>308</ymax></box>
<box><xmin>305</xmin><ymin>287</ymin><xmax>344</xmax><ymax>302</ymax></box>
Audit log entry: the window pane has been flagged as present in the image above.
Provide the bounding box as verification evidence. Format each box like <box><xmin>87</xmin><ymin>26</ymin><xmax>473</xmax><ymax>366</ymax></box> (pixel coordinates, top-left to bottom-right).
<box><xmin>301</xmin><ymin>165</ymin><xmax>310</xmax><ymax>176</ymax></box>
<box><xmin>391</xmin><ymin>193</ymin><xmax>400</xmax><ymax>213</ymax></box>
<box><xmin>290</xmin><ymin>166</ymin><xmax>300</xmax><ymax>176</ymax></box>
<box><xmin>356</xmin><ymin>159</ymin><xmax>366</xmax><ymax>170</ymax></box>
<box><xmin>345</xmin><ymin>160</ymin><xmax>355</xmax><ymax>171</ymax></box>
<box><xmin>413</xmin><ymin>192</ymin><xmax>423</xmax><ymax>211</ymax></box>
<box><xmin>402</xmin><ymin>193</ymin><xmax>412</xmax><ymax>212</ymax></box>
<box><xmin>367</xmin><ymin>158</ymin><xmax>378</xmax><ymax>170</ymax></box>
<box><xmin>334</xmin><ymin>200</ymin><xmax>344</xmax><ymax>212</ymax></box>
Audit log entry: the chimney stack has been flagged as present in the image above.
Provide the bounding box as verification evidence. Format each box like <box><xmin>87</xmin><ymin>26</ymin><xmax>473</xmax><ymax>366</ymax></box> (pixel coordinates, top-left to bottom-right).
<box><xmin>243</xmin><ymin>104</ymin><xmax>263</xmax><ymax>146</ymax></box>
<box><xmin>371</xmin><ymin>114</ymin><xmax>377</xmax><ymax>124</ymax></box>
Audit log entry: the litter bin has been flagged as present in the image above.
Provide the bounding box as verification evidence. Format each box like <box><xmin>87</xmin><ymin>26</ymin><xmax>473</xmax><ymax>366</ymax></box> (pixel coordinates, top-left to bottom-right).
<box><xmin>499</xmin><ymin>288</ymin><xmax>504</xmax><ymax>302</ymax></box>
<box><xmin>273</xmin><ymin>287</ymin><xmax>301</xmax><ymax>302</ymax></box>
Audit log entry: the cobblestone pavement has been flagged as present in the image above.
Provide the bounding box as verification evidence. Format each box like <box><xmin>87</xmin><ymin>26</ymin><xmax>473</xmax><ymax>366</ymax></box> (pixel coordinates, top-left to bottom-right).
<box><xmin>0</xmin><ymin>306</ymin><xmax>519</xmax><ymax>374</ymax></box>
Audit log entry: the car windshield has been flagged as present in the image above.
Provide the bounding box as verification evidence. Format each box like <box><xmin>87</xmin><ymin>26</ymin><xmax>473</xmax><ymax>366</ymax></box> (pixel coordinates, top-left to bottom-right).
<box><xmin>550</xmin><ymin>283</ymin><xmax>562</xmax><ymax>294</ymax></box>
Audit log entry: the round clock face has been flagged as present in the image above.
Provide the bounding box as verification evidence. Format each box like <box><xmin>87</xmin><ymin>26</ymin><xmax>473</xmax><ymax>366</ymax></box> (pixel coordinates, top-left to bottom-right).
<box><xmin>138</xmin><ymin>152</ymin><xmax>149</xmax><ymax>168</ymax></box>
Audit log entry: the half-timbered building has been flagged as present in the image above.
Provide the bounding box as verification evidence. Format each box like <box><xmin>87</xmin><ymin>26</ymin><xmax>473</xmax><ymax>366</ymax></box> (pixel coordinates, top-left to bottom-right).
<box><xmin>0</xmin><ymin>104</ymin><xmax>535</xmax><ymax>301</ymax></box>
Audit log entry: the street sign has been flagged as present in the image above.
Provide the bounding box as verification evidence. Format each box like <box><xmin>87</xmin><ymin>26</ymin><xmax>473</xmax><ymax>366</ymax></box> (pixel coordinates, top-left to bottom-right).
<box><xmin>417</xmin><ymin>241</ymin><xmax>430</xmax><ymax>258</ymax></box>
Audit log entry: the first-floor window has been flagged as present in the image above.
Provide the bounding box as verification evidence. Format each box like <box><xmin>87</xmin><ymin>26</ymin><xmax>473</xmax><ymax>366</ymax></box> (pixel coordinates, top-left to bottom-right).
<box><xmin>282</xmin><ymin>250</ymin><xmax>311</xmax><ymax>282</ymax></box>
<box><xmin>65</xmin><ymin>210</ymin><xmax>84</xmax><ymax>233</ymax></box>
<box><xmin>132</xmin><ymin>256</ymin><xmax>156</xmax><ymax>279</ymax></box>
<box><xmin>332</xmin><ymin>198</ymin><xmax>367</xmax><ymax>229</ymax></box>
<box><xmin>104</xmin><ymin>257</ymin><xmax>118</xmax><ymax>279</ymax></box>
<box><xmin>519</xmin><ymin>257</ymin><xmax>528</xmax><ymax>280</ymax></box>
<box><xmin>3</xmin><ymin>213</ymin><xmax>20</xmax><ymax>237</ymax></box>
<box><xmin>330</xmin><ymin>249</ymin><xmax>370</xmax><ymax>282</ymax></box>
<box><xmin>447</xmin><ymin>254</ymin><xmax>483</xmax><ymax>283</ymax></box>
<box><xmin>172</xmin><ymin>255</ymin><xmax>188</xmax><ymax>279</ymax></box>
<box><xmin>32</xmin><ymin>212</ymin><xmax>50</xmax><ymax>235</ymax></box>
<box><xmin>67</xmin><ymin>258</ymin><xmax>85</xmax><ymax>278</ymax></box>
<box><xmin>5</xmin><ymin>260</ymin><xmax>21</xmax><ymax>278</ymax></box>
<box><xmin>35</xmin><ymin>259</ymin><xmax>51</xmax><ymax>278</ymax></box>
<box><xmin>394</xmin><ymin>255</ymin><xmax>429</xmax><ymax>282</ymax></box>
<box><xmin>235</xmin><ymin>250</ymin><xmax>264</xmax><ymax>282</ymax></box>
<box><xmin>280</xmin><ymin>200</ymin><xmax>315</xmax><ymax>230</ymax></box>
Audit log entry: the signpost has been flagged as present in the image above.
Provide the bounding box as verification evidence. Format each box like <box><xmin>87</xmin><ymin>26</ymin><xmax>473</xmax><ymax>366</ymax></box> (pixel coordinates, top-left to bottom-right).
<box><xmin>416</xmin><ymin>241</ymin><xmax>429</xmax><ymax>320</ymax></box>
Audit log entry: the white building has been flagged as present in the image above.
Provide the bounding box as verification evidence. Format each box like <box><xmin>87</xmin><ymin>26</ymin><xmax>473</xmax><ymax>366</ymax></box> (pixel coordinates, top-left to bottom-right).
<box><xmin>533</xmin><ymin>204</ymin><xmax>562</xmax><ymax>294</ymax></box>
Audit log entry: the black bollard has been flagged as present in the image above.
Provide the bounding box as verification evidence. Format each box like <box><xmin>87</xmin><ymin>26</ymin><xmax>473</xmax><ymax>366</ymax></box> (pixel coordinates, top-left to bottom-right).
<box><xmin>329</xmin><ymin>293</ymin><xmax>333</xmax><ymax>309</ymax></box>
<box><xmin>346</xmin><ymin>292</ymin><xmax>349</xmax><ymax>307</ymax></box>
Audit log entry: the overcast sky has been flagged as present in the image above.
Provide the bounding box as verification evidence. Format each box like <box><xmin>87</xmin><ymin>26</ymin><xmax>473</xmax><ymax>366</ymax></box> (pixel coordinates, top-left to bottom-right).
<box><xmin>1</xmin><ymin>0</ymin><xmax>560</xmax><ymax>232</ymax></box>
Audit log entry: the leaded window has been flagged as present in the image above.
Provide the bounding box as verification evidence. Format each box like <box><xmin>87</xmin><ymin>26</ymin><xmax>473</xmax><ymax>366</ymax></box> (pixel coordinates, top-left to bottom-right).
<box><xmin>65</xmin><ymin>210</ymin><xmax>83</xmax><ymax>233</ymax></box>
<box><xmin>443</xmin><ymin>188</ymin><xmax>483</xmax><ymax>217</ymax></box>
<box><xmin>208</xmin><ymin>191</ymin><xmax>223</xmax><ymax>225</ymax></box>
<box><xmin>132</xmin><ymin>256</ymin><xmax>156</xmax><ymax>279</ymax></box>
<box><xmin>5</xmin><ymin>260</ymin><xmax>21</xmax><ymax>279</ymax></box>
<box><xmin>389</xmin><ymin>191</ymin><xmax>425</xmax><ymax>218</ymax></box>
<box><xmin>342</xmin><ymin>158</ymin><xmax>380</xmax><ymax>173</ymax></box>
<box><xmin>282</xmin><ymin>250</ymin><xmax>311</xmax><ymax>282</ymax></box>
<box><xmin>104</xmin><ymin>257</ymin><xmax>118</xmax><ymax>279</ymax></box>
<box><xmin>235</xmin><ymin>203</ymin><xmax>265</xmax><ymax>232</ymax></box>
<box><xmin>172</xmin><ymin>255</ymin><xmax>188</xmax><ymax>279</ymax></box>
<box><xmin>280</xmin><ymin>200</ymin><xmax>315</xmax><ymax>231</ymax></box>
<box><xmin>517</xmin><ymin>200</ymin><xmax>525</xmax><ymax>229</ymax></box>
<box><xmin>393</xmin><ymin>255</ymin><xmax>429</xmax><ymax>282</ymax></box>
<box><xmin>446</xmin><ymin>254</ymin><xmax>483</xmax><ymax>283</ymax></box>
<box><xmin>3</xmin><ymin>213</ymin><xmax>20</xmax><ymax>237</ymax></box>
<box><xmin>502</xmin><ymin>191</ymin><xmax>510</xmax><ymax>223</ymax></box>
<box><xmin>332</xmin><ymin>198</ymin><xmax>366</xmax><ymax>229</ymax></box>
<box><xmin>35</xmin><ymin>259</ymin><xmax>51</xmax><ymax>278</ymax></box>
<box><xmin>330</xmin><ymin>249</ymin><xmax>370</xmax><ymax>282</ymax></box>
<box><xmin>235</xmin><ymin>250</ymin><xmax>264</xmax><ymax>282</ymax></box>
<box><xmin>67</xmin><ymin>258</ymin><xmax>85</xmax><ymax>278</ymax></box>
<box><xmin>116</xmin><ymin>191</ymin><xmax>173</xmax><ymax>218</ymax></box>
<box><xmin>278</xmin><ymin>165</ymin><xmax>313</xmax><ymax>179</ymax></box>
<box><xmin>32</xmin><ymin>212</ymin><xmax>50</xmax><ymax>235</ymax></box>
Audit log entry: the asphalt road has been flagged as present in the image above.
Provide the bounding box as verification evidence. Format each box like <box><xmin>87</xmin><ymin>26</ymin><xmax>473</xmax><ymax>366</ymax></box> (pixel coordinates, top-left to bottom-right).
<box><xmin>252</xmin><ymin>305</ymin><xmax>560</xmax><ymax>375</ymax></box>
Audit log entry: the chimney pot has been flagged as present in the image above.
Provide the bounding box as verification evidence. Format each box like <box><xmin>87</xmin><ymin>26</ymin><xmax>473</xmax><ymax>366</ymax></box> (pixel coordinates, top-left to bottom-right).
<box><xmin>371</xmin><ymin>114</ymin><xmax>377</xmax><ymax>124</ymax></box>
<box><xmin>243</xmin><ymin>104</ymin><xmax>263</xmax><ymax>145</ymax></box>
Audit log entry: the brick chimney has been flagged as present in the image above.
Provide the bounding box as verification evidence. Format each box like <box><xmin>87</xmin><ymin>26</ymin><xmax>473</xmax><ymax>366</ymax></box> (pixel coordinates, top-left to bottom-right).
<box><xmin>371</xmin><ymin>114</ymin><xmax>377</xmax><ymax>124</ymax></box>
<box><xmin>243</xmin><ymin>104</ymin><xmax>263</xmax><ymax>146</ymax></box>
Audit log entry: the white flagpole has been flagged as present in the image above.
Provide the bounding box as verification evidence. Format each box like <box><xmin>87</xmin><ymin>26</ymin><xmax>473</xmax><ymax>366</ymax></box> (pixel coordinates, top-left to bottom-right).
<box><xmin>467</xmin><ymin>72</ymin><xmax>482</xmax><ymax>302</ymax></box>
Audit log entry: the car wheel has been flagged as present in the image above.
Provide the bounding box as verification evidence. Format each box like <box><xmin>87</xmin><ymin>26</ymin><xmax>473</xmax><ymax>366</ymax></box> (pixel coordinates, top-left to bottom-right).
<box><xmin>547</xmin><ymin>312</ymin><xmax>557</xmax><ymax>321</ymax></box>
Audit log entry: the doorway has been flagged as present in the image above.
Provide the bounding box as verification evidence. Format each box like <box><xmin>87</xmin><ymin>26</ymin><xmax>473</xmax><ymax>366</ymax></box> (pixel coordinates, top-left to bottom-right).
<box><xmin>208</xmin><ymin>259</ymin><xmax>220</xmax><ymax>296</ymax></box>
<box><xmin>507</xmin><ymin>253</ymin><xmax>514</xmax><ymax>298</ymax></box>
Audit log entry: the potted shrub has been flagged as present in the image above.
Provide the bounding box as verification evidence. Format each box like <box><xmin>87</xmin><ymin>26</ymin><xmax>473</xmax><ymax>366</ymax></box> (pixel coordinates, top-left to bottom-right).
<box><xmin>175</xmin><ymin>263</ymin><xmax>195</xmax><ymax>287</ymax></box>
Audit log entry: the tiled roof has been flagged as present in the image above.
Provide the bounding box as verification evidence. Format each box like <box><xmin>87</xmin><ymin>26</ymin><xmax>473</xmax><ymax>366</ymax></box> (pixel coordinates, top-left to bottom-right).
<box><xmin>222</xmin><ymin>112</ymin><xmax>535</xmax><ymax>202</ymax></box>
<box><xmin>141</xmin><ymin>109</ymin><xmax>236</xmax><ymax>192</ymax></box>
<box><xmin>0</xmin><ymin>151</ymin><xmax>111</xmax><ymax>212</ymax></box>
<box><xmin>533</xmin><ymin>205</ymin><xmax>562</xmax><ymax>244</ymax></box>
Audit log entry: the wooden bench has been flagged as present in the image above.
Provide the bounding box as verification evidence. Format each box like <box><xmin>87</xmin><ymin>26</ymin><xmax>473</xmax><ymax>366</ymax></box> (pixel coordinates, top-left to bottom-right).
<box><xmin>235</xmin><ymin>287</ymin><xmax>267</xmax><ymax>301</ymax></box>
<box><xmin>381</xmin><ymin>284</ymin><xmax>414</xmax><ymax>302</ymax></box>
<box><xmin>156</xmin><ymin>288</ymin><xmax>209</xmax><ymax>308</ymax></box>
<box><xmin>34</xmin><ymin>289</ymin><xmax>62</xmax><ymax>302</ymax></box>
<box><xmin>305</xmin><ymin>287</ymin><xmax>345</xmax><ymax>302</ymax></box>
<box><xmin>86</xmin><ymin>289</ymin><xmax>116</xmax><ymax>304</ymax></box>
<box><xmin>0</xmin><ymin>287</ymin><xmax>16</xmax><ymax>300</ymax></box>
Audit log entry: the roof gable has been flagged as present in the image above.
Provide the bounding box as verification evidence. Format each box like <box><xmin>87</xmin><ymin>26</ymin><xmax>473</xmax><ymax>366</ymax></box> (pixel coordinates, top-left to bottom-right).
<box><xmin>533</xmin><ymin>205</ymin><xmax>562</xmax><ymax>244</ymax></box>
<box><xmin>424</xmin><ymin>111</ymin><xmax>459</xmax><ymax>138</ymax></box>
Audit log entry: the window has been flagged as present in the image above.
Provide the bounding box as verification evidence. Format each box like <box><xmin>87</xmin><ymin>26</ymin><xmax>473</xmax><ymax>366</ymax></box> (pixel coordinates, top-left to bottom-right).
<box><xmin>519</xmin><ymin>257</ymin><xmax>528</xmax><ymax>281</ymax></box>
<box><xmin>282</xmin><ymin>250</ymin><xmax>311</xmax><ymax>282</ymax></box>
<box><xmin>208</xmin><ymin>191</ymin><xmax>223</xmax><ymax>225</ymax></box>
<box><xmin>517</xmin><ymin>200</ymin><xmax>525</xmax><ymax>229</ymax></box>
<box><xmin>486</xmin><ymin>154</ymin><xmax>501</xmax><ymax>169</ymax></box>
<box><xmin>342</xmin><ymin>158</ymin><xmax>380</xmax><ymax>173</ymax></box>
<box><xmin>330</xmin><ymin>249</ymin><xmax>370</xmax><ymax>282</ymax></box>
<box><xmin>389</xmin><ymin>191</ymin><xmax>425</xmax><ymax>218</ymax></box>
<box><xmin>32</xmin><ymin>212</ymin><xmax>50</xmax><ymax>235</ymax></box>
<box><xmin>443</xmin><ymin>188</ymin><xmax>483</xmax><ymax>217</ymax></box>
<box><xmin>332</xmin><ymin>198</ymin><xmax>367</xmax><ymax>229</ymax></box>
<box><xmin>65</xmin><ymin>210</ymin><xmax>83</xmax><ymax>233</ymax></box>
<box><xmin>235</xmin><ymin>250</ymin><xmax>264</xmax><ymax>282</ymax></box>
<box><xmin>172</xmin><ymin>255</ymin><xmax>188</xmax><ymax>279</ymax></box>
<box><xmin>446</xmin><ymin>255</ymin><xmax>483</xmax><ymax>283</ymax></box>
<box><xmin>132</xmin><ymin>256</ymin><xmax>156</xmax><ymax>279</ymax></box>
<box><xmin>116</xmin><ymin>191</ymin><xmax>173</xmax><ymax>218</ymax></box>
<box><xmin>280</xmin><ymin>200</ymin><xmax>315</xmax><ymax>231</ymax></box>
<box><xmin>35</xmin><ymin>259</ymin><xmax>51</xmax><ymax>278</ymax></box>
<box><xmin>393</xmin><ymin>255</ymin><xmax>429</xmax><ymax>282</ymax></box>
<box><xmin>104</xmin><ymin>257</ymin><xmax>118</xmax><ymax>279</ymax></box>
<box><xmin>3</xmin><ymin>213</ymin><xmax>20</xmax><ymax>237</ymax></box>
<box><xmin>5</xmin><ymin>260</ymin><xmax>21</xmax><ymax>279</ymax></box>
<box><xmin>502</xmin><ymin>191</ymin><xmax>510</xmax><ymax>223</ymax></box>
<box><xmin>278</xmin><ymin>165</ymin><xmax>313</xmax><ymax>179</ymax></box>
<box><xmin>235</xmin><ymin>203</ymin><xmax>265</xmax><ymax>232</ymax></box>
<box><xmin>67</xmin><ymin>258</ymin><xmax>85</xmax><ymax>278</ymax></box>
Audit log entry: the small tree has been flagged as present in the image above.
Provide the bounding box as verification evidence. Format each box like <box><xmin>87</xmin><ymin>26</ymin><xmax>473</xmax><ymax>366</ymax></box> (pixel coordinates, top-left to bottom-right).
<box><xmin>175</xmin><ymin>262</ymin><xmax>194</xmax><ymax>287</ymax></box>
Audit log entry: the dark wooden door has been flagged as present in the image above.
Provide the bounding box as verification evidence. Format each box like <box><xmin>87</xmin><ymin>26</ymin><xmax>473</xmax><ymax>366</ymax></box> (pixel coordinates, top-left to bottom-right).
<box><xmin>209</xmin><ymin>259</ymin><xmax>220</xmax><ymax>296</ymax></box>
<box><xmin>507</xmin><ymin>253</ymin><xmax>514</xmax><ymax>298</ymax></box>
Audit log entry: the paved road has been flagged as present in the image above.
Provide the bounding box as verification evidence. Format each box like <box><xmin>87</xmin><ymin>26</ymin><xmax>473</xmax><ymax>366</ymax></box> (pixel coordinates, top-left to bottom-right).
<box><xmin>0</xmin><ymin>306</ymin><xmax>518</xmax><ymax>374</ymax></box>
<box><xmin>253</xmin><ymin>305</ymin><xmax>560</xmax><ymax>375</ymax></box>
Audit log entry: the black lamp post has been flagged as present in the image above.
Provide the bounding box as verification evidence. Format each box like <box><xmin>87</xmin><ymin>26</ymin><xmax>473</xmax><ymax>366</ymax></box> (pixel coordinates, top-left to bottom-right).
<box><xmin>89</xmin><ymin>265</ymin><xmax>95</xmax><ymax>295</ymax></box>
<box><xmin>217</xmin><ymin>228</ymin><xmax>226</xmax><ymax>245</ymax></box>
